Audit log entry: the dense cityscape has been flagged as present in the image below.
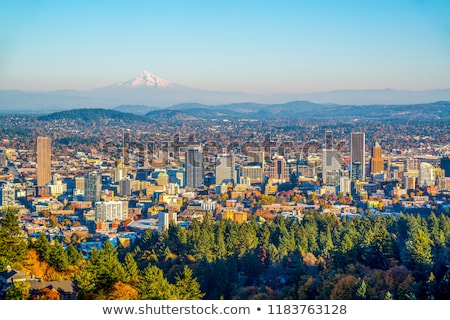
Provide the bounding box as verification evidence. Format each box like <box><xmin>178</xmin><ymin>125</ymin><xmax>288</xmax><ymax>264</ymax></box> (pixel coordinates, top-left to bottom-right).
<box><xmin>0</xmin><ymin>108</ymin><xmax>449</xmax><ymax>300</ymax></box>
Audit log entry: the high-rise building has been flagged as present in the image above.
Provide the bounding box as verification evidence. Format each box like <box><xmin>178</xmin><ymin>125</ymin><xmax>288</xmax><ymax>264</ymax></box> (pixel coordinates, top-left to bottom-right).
<box><xmin>0</xmin><ymin>150</ymin><xmax>7</xmax><ymax>168</ymax></box>
<box><xmin>241</xmin><ymin>150</ymin><xmax>264</xmax><ymax>183</ymax></box>
<box><xmin>350</xmin><ymin>132</ymin><xmax>365</xmax><ymax>181</ymax></box>
<box><xmin>322</xmin><ymin>131</ymin><xmax>342</xmax><ymax>184</ymax></box>
<box><xmin>215</xmin><ymin>153</ymin><xmax>235</xmax><ymax>185</ymax></box>
<box><xmin>419</xmin><ymin>162</ymin><xmax>435</xmax><ymax>186</ymax></box>
<box><xmin>37</xmin><ymin>136</ymin><xmax>52</xmax><ymax>187</ymax></box>
<box><xmin>119</xmin><ymin>179</ymin><xmax>131</xmax><ymax>196</ymax></box>
<box><xmin>95</xmin><ymin>201</ymin><xmax>128</xmax><ymax>222</ymax></box>
<box><xmin>371</xmin><ymin>142</ymin><xmax>384</xmax><ymax>175</ymax></box>
<box><xmin>403</xmin><ymin>176</ymin><xmax>417</xmax><ymax>190</ymax></box>
<box><xmin>185</xmin><ymin>146</ymin><xmax>204</xmax><ymax>189</ymax></box>
<box><xmin>269</xmin><ymin>155</ymin><xmax>289</xmax><ymax>183</ymax></box>
<box><xmin>441</xmin><ymin>157</ymin><xmax>450</xmax><ymax>178</ymax></box>
<box><xmin>158</xmin><ymin>211</ymin><xmax>177</xmax><ymax>233</ymax></box>
<box><xmin>84</xmin><ymin>171</ymin><xmax>102</xmax><ymax>202</ymax></box>
<box><xmin>340</xmin><ymin>175</ymin><xmax>351</xmax><ymax>195</ymax></box>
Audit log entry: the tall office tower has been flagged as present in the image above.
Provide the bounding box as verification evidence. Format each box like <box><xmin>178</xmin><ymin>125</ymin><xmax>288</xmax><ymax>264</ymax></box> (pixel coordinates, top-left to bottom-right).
<box><xmin>403</xmin><ymin>176</ymin><xmax>417</xmax><ymax>190</ymax></box>
<box><xmin>185</xmin><ymin>145</ymin><xmax>204</xmax><ymax>189</ymax></box>
<box><xmin>322</xmin><ymin>131</ymin><xmax>342</xmax><ymax>184</ymax></box>
<box><xmin>215</xmin><ymin>153</ymin><xmax>235</xmax><ymax>185</ymax></box>
<box><xmin>325</xmin><ymin>130</ymin><xmax>333</xmax><ymax>149</ymax></box>
<box><xmin>340</xmin><ymin>175</ymin><xmax>351</xmax><ymax>195</ymax></box>
<box><xmin>37</xmin><ymin>136</ymin><xmax>52</xmax><ymax>186</ymax></box>
<box><xmin>350</xmin><ymin>132</ymin><xmax>365</xmax><ymax>181</ymax></box>
<box><xmin>119</xmin><ymin>179</ymin><xmax>132</xmax><ymax>196</ymax></box>
<box><xmin>84</xmin><ymin>171</ymin><xmax>102</xmax><ymax>202</ymax></box>
<box><xmin>269</xmin><ymin>155</ymin><xmax>290</xmax><ymax>183</ymax></box>
<box><xmin>418</xmin><ymin>162</ymin><xmax>435</xmax><ymax>186</ymax></box>
<box><xmin>0</xmin><ymin>150</ymin><xmax>7</xmax><ymax>167</ymax></box>
<box><xmin>371</xmin><ymin>142</ymin><xmax>384</xmax><ymax>175</ymax></box>
<box><xmin>441</xmin><ymin>156</ymin><xmax>450</xmax><ymax>177</ymax></box>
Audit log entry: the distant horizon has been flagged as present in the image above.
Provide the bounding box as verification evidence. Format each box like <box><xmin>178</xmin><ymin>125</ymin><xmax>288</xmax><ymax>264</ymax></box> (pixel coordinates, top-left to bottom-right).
<box><xmin>1</xmin><ymin>1</ymin><xmax>450</xmax><ymax>93</ymax></box>
<box><xmin>2</xmin><ymin>69</ymin><xmax>450</xmax><ymax>95</ymax></box>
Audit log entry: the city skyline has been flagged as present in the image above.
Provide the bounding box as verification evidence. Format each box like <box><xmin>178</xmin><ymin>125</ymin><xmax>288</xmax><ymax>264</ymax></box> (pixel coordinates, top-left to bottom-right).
<box><xmin>1</xmin><ymin>1</ymin><xmax>450</xmax><ymax>93</ymax></box>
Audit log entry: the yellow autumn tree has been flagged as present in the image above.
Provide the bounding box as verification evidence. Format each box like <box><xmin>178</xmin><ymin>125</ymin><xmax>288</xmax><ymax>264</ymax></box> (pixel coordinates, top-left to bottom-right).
<box><xmin>107</xmin><ymin>282</ymin><xmax>139</xmax><ymax>300</ymax></box>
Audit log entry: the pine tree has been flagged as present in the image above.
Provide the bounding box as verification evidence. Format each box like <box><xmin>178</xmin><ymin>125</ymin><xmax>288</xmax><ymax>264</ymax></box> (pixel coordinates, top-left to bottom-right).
<box><xmin>174</xmin><ymin>265</ymin><xmax>205</xmax><ymax>300</ymax></box>
<box><xmin>123</xmin><ymin>253</ymin><xmax>139</xmax><ymax>284</ymax></box>
<box><xmin>33</xmin><ymin>233</ymin><xmax>51</xmax><ymax>262</ymax></box>
<box><xmin>0</xmin><ymin>207</ymin><xmax>27</xmax><ymax>267</ymax></box>
<box><xmin>138</xmin><ymin>265</ymin><xmax>175</xmax><ymax>299</ymax></box>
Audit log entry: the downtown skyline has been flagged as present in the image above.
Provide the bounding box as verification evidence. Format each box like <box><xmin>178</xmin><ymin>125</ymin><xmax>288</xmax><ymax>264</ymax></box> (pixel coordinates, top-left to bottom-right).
<box><xmin>1</xmin><ymin>0</ymin><xmax>450</xmax><ymax>94</ymax></box>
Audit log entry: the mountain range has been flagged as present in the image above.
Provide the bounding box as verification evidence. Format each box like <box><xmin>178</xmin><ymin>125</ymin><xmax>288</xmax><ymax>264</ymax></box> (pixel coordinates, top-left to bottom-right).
<box><xmin>1</xmin><ymin>71</ymin><xmax>450</xmax><ymax>112</ymax></box>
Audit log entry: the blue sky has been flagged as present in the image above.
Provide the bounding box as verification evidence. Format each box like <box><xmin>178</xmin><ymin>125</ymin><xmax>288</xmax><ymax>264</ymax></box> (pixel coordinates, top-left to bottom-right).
<box><xmin>1</xmin><ymin>0</ymin><xmax>449</xmax><ymax>93</ymax></box>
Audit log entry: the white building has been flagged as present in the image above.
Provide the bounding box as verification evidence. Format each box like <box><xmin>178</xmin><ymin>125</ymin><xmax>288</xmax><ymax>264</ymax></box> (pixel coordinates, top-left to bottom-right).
<box><xmin>95</xmin><ymin>201</ymin><xmax>129</xmax><ymax>222</ymax></box>
<box><xmin>158</xmin><ymin>211</ymin><xmax>177</xmax><ymax>233</ymax></box>
<box><xmin>419</xmin><ymin>162</ymin><xmax>435</xmax><ymax>186</ymax></box>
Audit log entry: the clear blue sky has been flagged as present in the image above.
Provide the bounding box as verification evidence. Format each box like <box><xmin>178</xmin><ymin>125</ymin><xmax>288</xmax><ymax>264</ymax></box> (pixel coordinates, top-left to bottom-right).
<box><xmin>1</xmin><ymin>0</ymin><xmax>449</xmax><ymax>93</ymax></box>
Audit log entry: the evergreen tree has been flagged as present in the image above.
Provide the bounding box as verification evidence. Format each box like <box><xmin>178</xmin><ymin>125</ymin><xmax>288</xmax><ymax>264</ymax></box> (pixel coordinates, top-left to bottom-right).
<box><xmin>356</xmin><ymin>280</ymin><xmax>367</xmax><ymax>299</ymax></box>
<box><xmin>0</xmin><ymin>207</ymin><xmax>27</xmax><ymax>266</ymax></box>
<box><xmin>48</xmin><ymin>242</ymin><xmax>69</xmax><ymax>271</ymax></box>
<box><xmin>33</xmin><ymin>233</ymin><xmax>51</xmax><ymax>262</ymax></box>
<box><xmin>66</xmin><ymin>244</ymin><xmax>83</xmax><ymax>266</ymax></box>
<box><xmin>123</xmin><ymin>253</ymin><xmax>139</xmax><ymax>284</ymax></box>
<box><xmin>174</xmin><ymin>265</ymin><xmax>204</xmax><ymax>299</ymax></box>
<box><xmin>138</xmin><ymin>265</ymin><xmax>175</xmax><ymax>299</ymax></box>
<box><xmin>405</xmin><ymin>228</ymin><xmax>433</xmax><ymax>278</ymax></box>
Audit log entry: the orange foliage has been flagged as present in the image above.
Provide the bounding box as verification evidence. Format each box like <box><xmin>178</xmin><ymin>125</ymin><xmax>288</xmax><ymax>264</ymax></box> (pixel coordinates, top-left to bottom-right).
<box><xmin>107</xmin><ymin>282</ymin><xmax>139</xmax><ymax>300</ymax></box>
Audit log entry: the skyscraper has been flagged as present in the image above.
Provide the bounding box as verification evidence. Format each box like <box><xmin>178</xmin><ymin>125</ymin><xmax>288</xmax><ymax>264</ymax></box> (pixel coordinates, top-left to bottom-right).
<box><xmin>269</xmin><ymin>155</ymin><xmax>289</xmax><ymax>183</ymax></box>
<box><xmin>186</xmin><ymin>146</ymin><xmax>204</xmax><ymax>189</ymax></box>
<box><xmin>84</xmin><ymin>171</ymin><xmax>102</xmax><ymax>202</ymax></box>
<box><xmin>419</xmin><ymin>162</ymin><xmax>435</xmax><ymax>186</ymax></box>
<box><xmin>322</xmin><ymin>130</ymin><xmax>342</xmax><ymax>184</ymax></box>
<box><xmin>37</xmin><ymin>136</ymin><xmax>52</xmax><ymax>187</ymax></box>
<box><xmin>371</xmin><ymin>142</ymin><xmax>384</xmax><ymax>175</ymax></box>
<box><xmin>215</xmin><ymin>153</ymin><xmax>235</xmax><ymax>185</ymax></box>
<box><xmin>350</xmin><ymin>132</ymin><xmax>365</xmax><ymax>181</ymax></box>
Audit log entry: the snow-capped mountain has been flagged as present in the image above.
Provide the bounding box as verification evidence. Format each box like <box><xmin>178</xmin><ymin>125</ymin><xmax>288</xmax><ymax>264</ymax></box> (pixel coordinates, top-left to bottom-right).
<box><xmin>112</xmin><ymin>70</ymin><xmax>173</xmax><ymax>88</ymax></box>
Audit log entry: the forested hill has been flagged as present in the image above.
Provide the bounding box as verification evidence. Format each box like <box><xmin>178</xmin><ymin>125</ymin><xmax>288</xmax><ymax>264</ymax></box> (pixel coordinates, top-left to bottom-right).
<box><xmin>2</xmin><ymin>207</ymin><xmax>450</xmax><ymax>300</ymax></box>
<box><xmin>38</xmin><ymin>108</ymin><xmax>147</xmax><ymax>122</ymax></box>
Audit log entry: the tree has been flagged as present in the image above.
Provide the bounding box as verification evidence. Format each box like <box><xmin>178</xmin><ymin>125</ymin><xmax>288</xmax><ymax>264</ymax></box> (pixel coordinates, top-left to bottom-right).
<box><xmin>35</xmin><ymin>287</ymin><xmax>61</xmax><ymax>300</ymax></box>
<box><xmin>66</xmin><ymin>244</ymin><xmax>83</xmax><ymax>266</ymax></box>
<box><xmin>330</xmin><ymin>275</ymin><xmax>358</xmax><ymax>299</ymax></box>
<box><xmin>33</xmin><ymin>233</ymin><xmax>51</xmax><ymax>262</ymax></box>
<box><xmin>138</xmin><ymin>265</ymin><xmax>175</xmax><ymax>299</ymax></box>
<box><xmin>356</xmin><ymin>280</ymin><xmax>367</xmax><ymax>299</ymax></box>
<box><xmin>5</xmin><ymin>281</ymin><xmax>31</xmax><ymax>300</ymax></box>
<box><xmin>123</xmin><ymin>253</ymin><xmax>139</xmax><ymax>284</ymax></box>
<box><xmin>405</xmin><ymin>228</ymin><xmax>433</xmax><ymax>278</ymax></box>
<box><xmin>174</xmin><ymin>266</ymin><xmax>204</xmax><ymax>300</ymax></box>
<box><xmin>0</xmin><ymin>207</ymin><xmax>27</xmax><ymax>266</ymax></box>
<box><xmin>48</xmin><ymin>242</ymin><xmax>69</xmax><ymax>271</ymax></box>
<box><xmin>107</xmin><ymin>282</ymin><xmax>139</xmax><ymax>300</ymax></box>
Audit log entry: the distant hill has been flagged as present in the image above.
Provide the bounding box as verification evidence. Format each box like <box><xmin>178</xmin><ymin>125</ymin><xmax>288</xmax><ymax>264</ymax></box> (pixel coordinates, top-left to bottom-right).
<box><xmin>145</xmin><ymin>109</ymin><xmax>200</xmax><ymax>121</ymax></box>
<box><xmin>22</xmin><ymin>100</ymin><xmax>450</xmax><ymax>122</ymax></box>
<box><xmin>112</xmin><ymin>105</ymin><xmax>160</xmax><ymax>115</ymax></box>
<box><xmin>38</xmin><ymin>108</ymin><xmax>147</xmax><ymax>122</ymax></box>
